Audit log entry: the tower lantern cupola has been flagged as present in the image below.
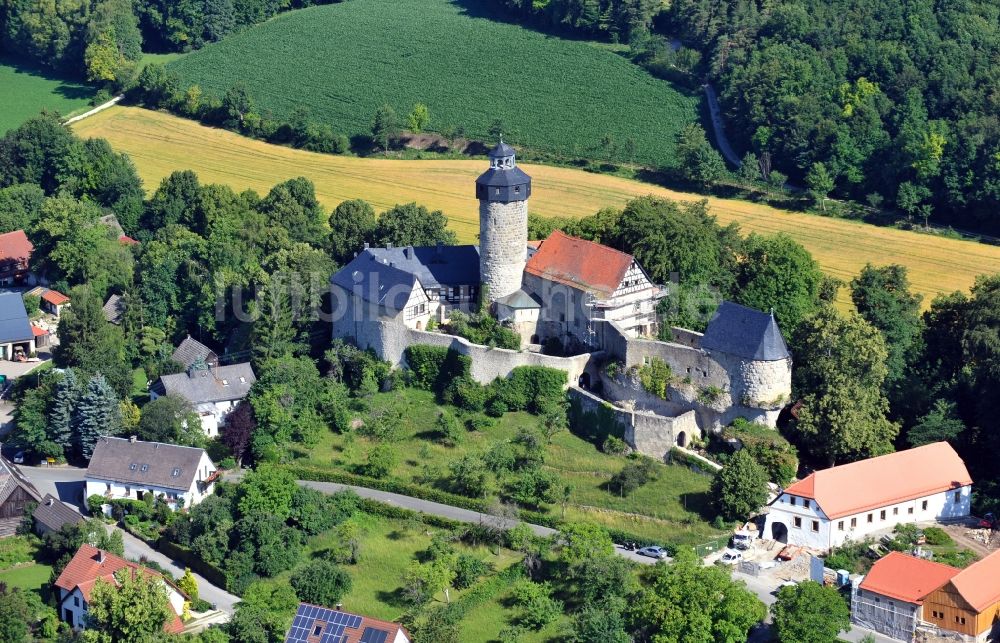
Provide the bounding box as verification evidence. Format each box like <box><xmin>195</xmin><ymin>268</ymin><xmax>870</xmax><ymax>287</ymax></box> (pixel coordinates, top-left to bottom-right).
<box><xmin>476</xmin><ymin>138</ymin><xmax>532</xmax><ymax>303</ymax></box>
<box><xmin>476</xmin><ymin>137</ymin><xmax>531</xmax><ymax>203</ymax></box>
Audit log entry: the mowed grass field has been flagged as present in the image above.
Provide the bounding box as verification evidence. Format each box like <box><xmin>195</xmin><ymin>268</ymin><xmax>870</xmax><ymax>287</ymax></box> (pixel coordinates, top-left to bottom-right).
<box><xmin>164</xmin><ymin>0</ymin><xmax>699</xmax><ymax>168</ymax></box>
<box><xmin>73</xmin><ymin>106</ymin><xmax>1000</xmax><ymax>307</ymax></box>
<box><xmin>0</xmin><ymin>56</ymin><xmax>95</xmax><ymax>132</ymax></box>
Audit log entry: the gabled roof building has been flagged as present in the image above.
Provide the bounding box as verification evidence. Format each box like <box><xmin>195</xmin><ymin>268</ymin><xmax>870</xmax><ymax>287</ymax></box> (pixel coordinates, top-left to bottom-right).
<box><xmin>32</xmin><ymin>493</ymin><xmax>84</xmax><ymax>535</ymax></box>
<box><xmin>85</xmin><ymin>436</ymin><xmax>218</xmax><ymax>508</ymax></box>
<box><xmin>0</xmin><ymin>291</ymin><xmax>37</xmax><ymax>360</ymax></box>
<box><xmin>54</xmin><ymin>544</ymin><xmax>186</xmax><ymax>633</ymax></box>
<box><xmin>150</xmin><ymin>360</ymin><xmax>255</xmax><ymax>438</ymax></box>
<box><xmin>763</xmin><ymin>442</ymin><xmax>972</xmax><ymax>551</ymax></box>
<box><xmin>0</xmin><ymin>454</ymin><xmax>42</xmax><ymax>537</ymax></box>
<box><xmin>0</xmin><ymin>229</ymin><xmax>33</xmax><ymax>285</ymax></box>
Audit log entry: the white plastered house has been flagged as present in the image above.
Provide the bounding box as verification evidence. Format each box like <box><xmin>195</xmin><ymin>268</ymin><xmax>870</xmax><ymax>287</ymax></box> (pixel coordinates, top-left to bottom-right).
<box><xmin>150</xmin><ymin>362</ymin><xmax>256</xmax><ymax>438</ymax></box>
<box><xmin>54</xmin><ymin>544</ymin><xmax>186</xmax><ymax>633</ymax></box>
<box><xmin>763</xmin><ymin>441</ymin><xmax>972</xmax><ymax>551</ymax></box>
<box><xmin>85</xmin><ymin>436</ymin><xmax>218</xmax><ymax>509</ymax></box>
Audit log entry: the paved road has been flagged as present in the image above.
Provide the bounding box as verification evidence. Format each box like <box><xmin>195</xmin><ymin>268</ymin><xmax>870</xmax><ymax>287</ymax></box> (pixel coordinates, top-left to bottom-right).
<box><xmin>704</xmin><ymin>83</ymin><xmax>742</xmax><ymax>167</ymax></box>
<box><xmin>114</xmin><ymin>526</ymin><xmax>238</xmax><ymax>615</ymax></box>
<box><xmin>19</xmin><ymin>464</ymin><xmax>87</xmax><ymax>507</ymax></box>
<box><xmin>20</xmin><ymin>465</ymin><xmax>239</xmax><ymax>614</ymax></box>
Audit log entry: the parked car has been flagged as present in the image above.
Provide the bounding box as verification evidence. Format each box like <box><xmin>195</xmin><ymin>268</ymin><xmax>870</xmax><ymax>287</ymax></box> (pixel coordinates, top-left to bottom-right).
<box><xmin>12</xmin><ymin>451</ymin><xmax>24</xmax><ymax>464</ymax></box>
<box><xmin>719</xmin><ymin>550</ymin><xmax>743</xmax><ymax>565</ymax></box>
<box><xmin>636</xmin><ymin>546</ymin><xmax>670</xmax><ymax>560</ymax></box>
<box><xmin>732</xmin><ymin>532</ymin><xmax>755</xmax><ymax>550</ymax></box>
<box><xmin>977</xmin><ymin>513</ymin><xmax>997</xmax><ymax>530</ymax></box>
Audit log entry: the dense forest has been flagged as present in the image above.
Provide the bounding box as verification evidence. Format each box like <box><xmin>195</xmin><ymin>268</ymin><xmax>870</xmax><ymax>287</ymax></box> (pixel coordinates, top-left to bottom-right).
<box><xmin>493</xmin><ymin>0</ymin><xmax>1000</xmax><ymax>234</ymax></box>
<box><xmin>0</xmin><ymin>0</ymin><xmax>345</xmax><ymax>82</ymax></box>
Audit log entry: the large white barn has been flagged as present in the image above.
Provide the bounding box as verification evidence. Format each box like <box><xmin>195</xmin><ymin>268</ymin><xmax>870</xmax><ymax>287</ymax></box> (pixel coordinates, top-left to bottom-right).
<box><xmin>763</xmin><ymin>442</ymin><xmax>972</xmax><ymax>551</ymax></box>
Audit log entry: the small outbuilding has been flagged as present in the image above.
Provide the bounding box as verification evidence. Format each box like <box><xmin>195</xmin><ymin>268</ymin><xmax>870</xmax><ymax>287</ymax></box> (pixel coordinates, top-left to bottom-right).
<box><xmin>32</xmin><ymin>494</ymin><xmax>84</xmax><ymax>536</ymax></box>
<box><xmin>0</xmin><ymin>292</ymin><xmax>36</xmax><ymax>360</ymax></box>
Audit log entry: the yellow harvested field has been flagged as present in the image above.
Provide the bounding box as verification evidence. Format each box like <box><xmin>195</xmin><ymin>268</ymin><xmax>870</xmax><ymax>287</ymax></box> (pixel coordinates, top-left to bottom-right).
<box><xmin>74</xmin><ymin>106</ymin><xmax>1000</xmax><ymax>307</ymax></box>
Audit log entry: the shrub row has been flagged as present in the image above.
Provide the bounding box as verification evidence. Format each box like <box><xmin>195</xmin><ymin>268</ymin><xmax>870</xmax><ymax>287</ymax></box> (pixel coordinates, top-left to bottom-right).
<box><xmin>156</xmin><ymin>538</ymin><xmax>228</xmax><ymax>590</ymax></box>
<box><xmin>434</xmin><ymin>563</ymin><xmax>526</xmax><ymax>626</ymax></box>
<box><xmin>284</xmin><ymin>464</ymin><xmax>667</xmax><ymax>548</ymax></box>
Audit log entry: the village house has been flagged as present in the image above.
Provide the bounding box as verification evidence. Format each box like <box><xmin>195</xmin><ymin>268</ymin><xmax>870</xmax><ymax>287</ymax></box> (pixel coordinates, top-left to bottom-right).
<box><xmin>32</xmin><ymin>493</ymin><xmax>84</xmax><ymax>536</ymax></box>
<box><xmin>26</xmin><ymin>286</ymin><xmax>70</xmax><ymax>317</ymax></box>
<box><xmin>285</xmin><ymin>602</ymin><xmax>411</xmax><ymax>643</ymax></box>
<box><xmin>851</xmin><ymin>549</ymin><xmax>1000</xmax><ymax>643</ymax></box>
<box><xmin>0</xmin><ymin>453</ymin><xmax>42</xmax><ymax>538</ymax></box>
<box><xmin>85</xmin><ymin>436</ymin><xmax>218</xmax><ymax>508</ymax></box>
<box><xmin>0</xmin><ymin>229</ymin><xmax>33</xmax><ymax>286</ymax></box>
<box><xmin>150</xmin><ymin>361</ymin><xmax>255</xmax><ymax>438</ymax></box>
<box><xmin>0</xmin><ymin>291</ymin><xmax>37</xmax><ymax>360</ymax></box>
<box><xmin>170</xmin><ymin>335</ymin><xmax>219</xmax><ymax>369</ymax></box>
<box><xmin>763</xmin><ymin>442</ymin><xmax>972</xmax><ymax>551</ymax></box>
<box><xmin>102</xmin><ymin>294</ymin><xmax>124</xmax><ymax>325</ymax></box>
<box><xmin>54</xmin><ymin>543</ymin><xmax>186</xmax><ymax>633</ymax></box>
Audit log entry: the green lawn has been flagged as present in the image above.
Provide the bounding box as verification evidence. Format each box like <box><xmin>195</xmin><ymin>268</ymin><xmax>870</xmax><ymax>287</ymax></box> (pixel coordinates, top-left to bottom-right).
<box><xmin>0</xmin><ymin>562</ymin><xmax>54</xmax><ymax>602</ymax></box>
<box><xmin>0</xmin><ymin>56</ymin><xmax>95</xmax><ymax>133</ymax></box>
<box><xmin>290</xmin><ymin>388</ymin><xmax>721</xmax><ymax>545</ymax></box>
<box><xmin>459</xmin><ymin>586</ymin><xmax>569</xmax><ymax>643</ymax></box>
<box><xmin>166</xmin><ymin>0</ymin><xmax>700</xmax><ymax>167</ymax></box>
<box><xmin>253</xmin><ymin>512</ymin><xmax>523</xmax><ymax>636</ymax></box>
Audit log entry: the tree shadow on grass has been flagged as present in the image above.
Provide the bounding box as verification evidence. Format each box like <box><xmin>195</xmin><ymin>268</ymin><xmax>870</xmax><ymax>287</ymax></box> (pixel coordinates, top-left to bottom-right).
<box><xmin>375</xmin><ymin>587</ymin><xmax>411</xmax><ymax>608</ymax></box>
<box><xmin>679</xmin><ymin>490</ymin><xmax>715</xmax><ymax>520</ymax></box>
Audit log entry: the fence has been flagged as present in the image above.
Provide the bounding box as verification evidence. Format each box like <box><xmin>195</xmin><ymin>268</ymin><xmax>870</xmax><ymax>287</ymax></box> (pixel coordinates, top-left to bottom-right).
<box><xmin>694</xmin><ymin>534</ymin><xmax>731</xmax><ymax>557</ymax></box>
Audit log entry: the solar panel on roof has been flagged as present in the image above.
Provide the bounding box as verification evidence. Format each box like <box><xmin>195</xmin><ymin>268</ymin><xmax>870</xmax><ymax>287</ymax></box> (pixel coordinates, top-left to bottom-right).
<box><xmin>359</xmin><ymin>627</ymin><xmax>389</xmax><ymax>643</ymax></box>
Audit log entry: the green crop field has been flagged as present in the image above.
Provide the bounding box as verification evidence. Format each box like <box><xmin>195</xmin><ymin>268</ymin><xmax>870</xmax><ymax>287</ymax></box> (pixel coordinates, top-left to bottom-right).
<box><xmin>166</xmin><ymin>0</ymin><xmax>700</xmax><ymax>167</ymax></box>
<box><xmin>0</xmin><ymin>56</ymin><xmax>95</xmax><ymax>133</ymax></box>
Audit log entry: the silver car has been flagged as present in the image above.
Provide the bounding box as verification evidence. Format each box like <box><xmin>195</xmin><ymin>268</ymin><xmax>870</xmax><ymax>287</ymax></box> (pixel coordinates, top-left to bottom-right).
<box><xmin>636</xmin><ymin>546</ymin><xmax>670</xmax><ymax>559</ymax></box>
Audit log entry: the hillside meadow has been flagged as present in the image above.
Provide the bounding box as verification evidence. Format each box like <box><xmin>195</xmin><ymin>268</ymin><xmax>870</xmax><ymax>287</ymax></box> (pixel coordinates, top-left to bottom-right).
<box><xmin>0</xmin><ymin>57</ymin><xmax>94</xmax><ymax>132</ymax></box>
<box><xmin>73</xmin><ymin>106</ymin><xmax>1000</xmax><ymax>308</ymax></box>
<box><xmin>164</xmin><ymin>0</ymin><xmax>699</xmax><ymax>168</ymax></box>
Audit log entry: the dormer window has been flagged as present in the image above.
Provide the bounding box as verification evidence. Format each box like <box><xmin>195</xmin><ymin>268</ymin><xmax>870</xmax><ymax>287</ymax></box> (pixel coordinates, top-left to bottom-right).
<box><xmin>171</xmin><ymin>468</ymin><xmax>181</xmax><ymax>477</ymax></box>
<box><xmin>222</xmin><ymin>379</ymin><xmax>229</xmax><ymax>386</ymax></box>
<box><xmin>239</xmin><ymin>377</ymin><xmax>246</xmax><ymax>383</ymax></box>
<box><xmin>129</xmin><ymin>463</ymin><xmax>137</xmax><ymax>471</ymax></box>
<box><xmin>140</xmin><ymin>464</ymin><xmax>148</xmax><ymax>472</ymax></box>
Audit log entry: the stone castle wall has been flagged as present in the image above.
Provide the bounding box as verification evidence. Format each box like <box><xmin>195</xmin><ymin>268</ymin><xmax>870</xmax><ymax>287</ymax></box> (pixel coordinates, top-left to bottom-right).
<box><xmin>568</xmin><ymin>386</ymin><xmax>700</xmax><ymax>460</ymax></box>
<box><xmin>479</xmin><ymin>199</ymin><xmax>528</xmax><ymax>302</ymax></box>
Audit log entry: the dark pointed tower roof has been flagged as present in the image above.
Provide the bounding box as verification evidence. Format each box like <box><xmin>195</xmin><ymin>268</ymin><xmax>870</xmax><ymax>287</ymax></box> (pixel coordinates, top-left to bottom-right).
<box><xmin>475</xmin><ymin>137</ymin><xmax>531</xmax><ymax>200</ymax></box>
<box><xmin>700</xmin><ymin>301</ymin><xmax>790</xmax><ymax>361</ymax></box>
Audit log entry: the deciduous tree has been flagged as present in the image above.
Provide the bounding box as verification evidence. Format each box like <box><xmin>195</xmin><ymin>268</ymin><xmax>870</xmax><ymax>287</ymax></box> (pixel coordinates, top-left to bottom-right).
<box><xmin>772</xmin><ymin>581</ymin><xmax>850</xmax><ymax>643</ymax></box>
<box><xmin>711</xmin><ymin>449</ymin><xmax>769</xmax><ymax>521</ymax></box>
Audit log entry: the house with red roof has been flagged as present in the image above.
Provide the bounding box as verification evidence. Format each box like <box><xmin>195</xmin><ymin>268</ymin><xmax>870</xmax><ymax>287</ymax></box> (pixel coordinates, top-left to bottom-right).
<box><xmin>851</xmin><ymin>548</ymin><xmax>1000</xmax><ymax>642</ymax></box>
<box><xmin>26</xmin><ymin>286</ymin><xmax>70</xmax><ymax>317</ymax></box>
<box><xmin>521</xmin><ymin>229</ymin><xmax>663</xmax><ymax>349</ymax></box>
<box><xmin>0</xmin><ymin>230</ymin><xmax>33</xmax><ymax>285</ymax></box>
<box><xmin>284</xmin><ymin>602</ymin><xmax>410</xmax><ymax>643</ymax></box>
<box><xmin>920</xmin><ymin>548</ymin><xmax>1000</xmax><ymax>642</ymax></box>
<box><xmin>762</xmin><ymin>442</ymin><xmax>972</xmax><ymax>551</ymax></box>
<box><xmin>54</xmin><ymin>543</ymin><xmax>187</xmax><ymax>633</ymax></box>
<box><xmin>851</xmin><ymin>551</ymin><xmax>961</xmax><ymax>641</ymax></box>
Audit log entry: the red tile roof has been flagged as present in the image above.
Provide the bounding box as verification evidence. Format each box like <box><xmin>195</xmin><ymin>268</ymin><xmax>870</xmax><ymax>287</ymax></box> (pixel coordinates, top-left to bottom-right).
<box><xmin>0</xmin><ymin>230</ymin><xmax>33</xmax><ymax>261</ymax></box>
<box><xmin>118</xmin><ymin>235</ymin><xmax>139</xmax><ymax>245</ymax></box>
<box><xmin>859</xmin><ymin>552</ymin><xmax>959</xmax><ymax>604</ymax></box>
<box><xmin>781</xmin><ymin>442</ymin><xmax>972</xmax><ymax>519</ymax></box>
<box><xmin>949</xmin><ymin>548</ymin><xmax>1000</xmax><ymax>612</ymax></box>
<box><xmin>31</xmin><ymin>324</ymin><xmax>47</xmax><ymax>337</ymax></box>
<box><xmin>54</xmin><ymin>544</ymin><xmax>185</xmax><ymax>633</ymax></box>
<box><xmin>287</xmin><ymin>602</ymin><xmax>410</xmax><ymax>643</ymax></box>
<box><xmin>41</xmin><ymin>290</ymin><xmax>69</xmax><ymax>306</ymax></box>
<box><xmin>524</xmin><ymin>230</ymin><xmax>635</xmax><ymax>297</ymax></box>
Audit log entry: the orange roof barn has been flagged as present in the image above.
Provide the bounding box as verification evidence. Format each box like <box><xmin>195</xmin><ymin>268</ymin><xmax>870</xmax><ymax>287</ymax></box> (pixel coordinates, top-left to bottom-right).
<box><xmin>781</xmin><ymin>442</ymin><xmax>972</xmax><ymax>519</ymax></box>
<box><xmin>859</xmin><ymin>552</ymin><xmax>960</xmax><ymax>604</ymax></box>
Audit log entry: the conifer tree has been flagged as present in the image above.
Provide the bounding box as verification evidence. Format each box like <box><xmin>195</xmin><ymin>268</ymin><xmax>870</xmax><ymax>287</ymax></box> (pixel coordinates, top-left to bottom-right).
<box><xmin>76</xmin><ymin>374</ymin><xmax>123</xmax><ymax>460</ymax></box>
<box><xmin>47</xmin><ymin>368</ymin><xmax>79</xmax><ymax>453</ymax></box>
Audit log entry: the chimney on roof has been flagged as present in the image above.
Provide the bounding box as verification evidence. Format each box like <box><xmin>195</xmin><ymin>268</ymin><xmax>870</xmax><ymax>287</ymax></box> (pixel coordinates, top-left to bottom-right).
<box><xmin>46</xmin><ymin>497</ymin><xmax>54</xmax><ymax>506</ymax></box>
<box><xmin>335</xmin><ymin>604</ymin><xmax>342</xmax><ymax>611</ymax></box>
<box><xmin>364</xmin><ymin>242</ymin><xmax>369</xmax><ymax>249</ymax></box>
<box><xmin>129</xmin><ymin>435</ymin><xmax>137</xmax><ymax>443</ymax></box>
<box><xmin>97</xmin><ymin>550</ymin><xmax>105</xmax><ymax>563</ymax></box>
<box><xmin>387</xmin><ymin>242</ymin><xmax>393</xmax><ymax>249</ymax></box>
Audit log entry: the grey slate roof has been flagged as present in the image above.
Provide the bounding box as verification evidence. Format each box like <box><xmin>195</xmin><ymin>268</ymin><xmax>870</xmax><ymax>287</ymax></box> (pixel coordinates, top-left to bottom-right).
<box><xmin>32</xmin><ymin>493</ymin><xmax>83</xmax><ymax>533</ymax></box>
<box><xmin>475</xmin><ymin>165</ymin><xmax>532</xmax><ymax>188</ymax></box>
<box><xmin>488</xmin><ymin>141</ymin><xmax>516</xmax><ymax>158</ymax></box>
<box><xmin>86</xmin><ymin>437</ymin><xmax>210</xmax><ymax>492</ymax></box>
<box><xmin>152</xmin><ymin>363</ymin><xmax>256</xmax><ymax>404</ymax></box>
<box><xmin>700</xmin><ymin>301</ymin><xmax>790</xmax><ymax>361</ymax></box>
<box><xmin>0</xmin><ymin>292</ymin><xmax>33</xmax><ymax>344</ymax></box>
<box><xmin>367</xmin><ymin>244</ymin><xmax>480</xmax><ymax>289</ymax></box>
<box><xmin>497</xmin><ymin>289</ymin><xmax>541</xmax><ymax>309</ymax></box>
<box><xmin>103</xmin><ymin>294</ymin><xmax>124</xmax><ymax>324</ymax></box>
<box><xmin>171</xmin><ymin>336</ymin><xmax>218</xmax><ymax>369</ymax></box>
<box><xmin>331</xmin><ymin>250</ymin><xmax>422</xmax><ymax>312</ymax></box>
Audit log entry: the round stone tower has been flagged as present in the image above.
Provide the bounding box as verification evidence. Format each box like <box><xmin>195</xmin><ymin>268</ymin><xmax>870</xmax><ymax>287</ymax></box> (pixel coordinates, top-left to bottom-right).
<box><xmin>476</xmin><ymin>139</ymin><xmax>531</xmax><ymax>303</ymax></box>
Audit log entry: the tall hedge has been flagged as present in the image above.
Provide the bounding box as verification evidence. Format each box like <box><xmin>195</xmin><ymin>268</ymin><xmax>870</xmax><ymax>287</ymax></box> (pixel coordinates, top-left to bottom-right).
<box><xmin>404</xmin><ymin>345</ymin><xmax>471</xmax><ymax>396</ymax></box>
